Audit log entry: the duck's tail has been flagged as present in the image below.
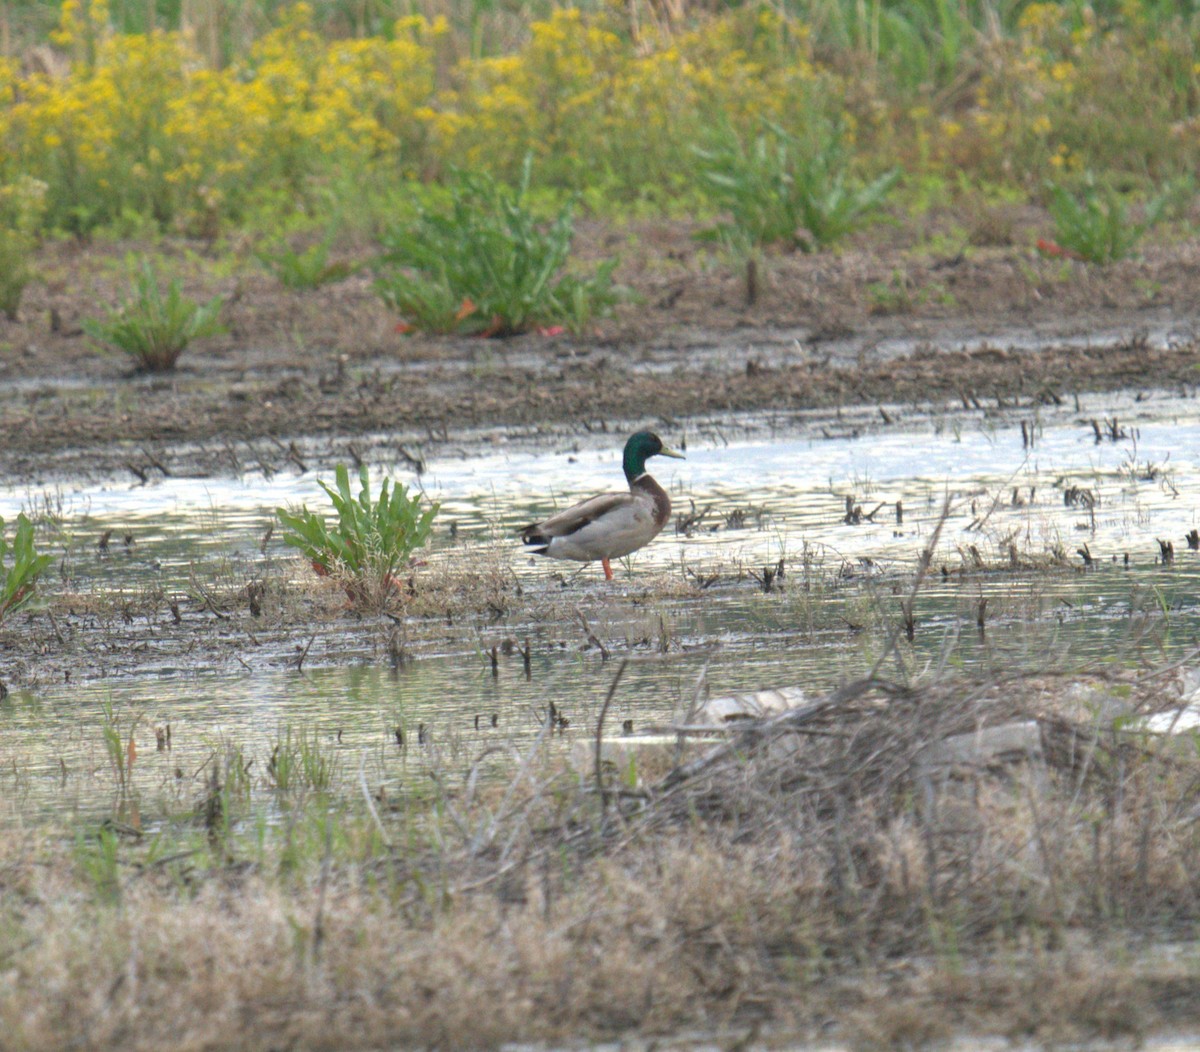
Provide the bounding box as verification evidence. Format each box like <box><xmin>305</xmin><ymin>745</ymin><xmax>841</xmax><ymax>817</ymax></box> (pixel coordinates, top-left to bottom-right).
<box><xmin>520</xmin><ymin>525</ymin><xmax>550</xmax><ymax>555</ymax></box>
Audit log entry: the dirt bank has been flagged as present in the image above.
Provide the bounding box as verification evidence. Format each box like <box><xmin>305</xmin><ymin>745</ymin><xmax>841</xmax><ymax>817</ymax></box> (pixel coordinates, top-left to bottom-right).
<box><xmin>1</xmin><ymin>211</ymin><xmax>1198</xmax><ymax>481</ymax></box>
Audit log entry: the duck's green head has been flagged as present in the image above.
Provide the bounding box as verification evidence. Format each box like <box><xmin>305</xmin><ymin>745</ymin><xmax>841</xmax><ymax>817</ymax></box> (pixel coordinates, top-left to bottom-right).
<box><xmin>623</xmin><ymin>430</ymin><xmax>685</xmax><ymax>481</ymax></box>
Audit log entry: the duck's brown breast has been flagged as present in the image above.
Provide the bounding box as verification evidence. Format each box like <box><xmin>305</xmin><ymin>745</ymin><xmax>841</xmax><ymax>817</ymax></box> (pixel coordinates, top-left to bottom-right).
<box><xmin>632</xmin><ymin>474</ymin><xmax>672</xmax><ymax>529</ymax></box>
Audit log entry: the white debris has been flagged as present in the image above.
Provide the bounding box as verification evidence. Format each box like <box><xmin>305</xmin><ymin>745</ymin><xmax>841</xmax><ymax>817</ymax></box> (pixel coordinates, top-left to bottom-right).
<box><xmin>689</xmin><ymin>685</ymin><xmax>808</xmax><ymax>726</ymax></box>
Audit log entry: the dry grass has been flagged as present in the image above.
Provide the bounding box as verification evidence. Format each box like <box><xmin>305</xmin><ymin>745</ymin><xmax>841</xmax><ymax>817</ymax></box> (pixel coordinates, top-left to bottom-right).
<box><xmin>0</xmin><ymin>508</ymin><xmax>1196</xmax><ymax>1047</ymax></box>
<box><xmin>1</xmin><ymin>652</ymin><xmax>1199</xmax><ymax>1048</ymax></box>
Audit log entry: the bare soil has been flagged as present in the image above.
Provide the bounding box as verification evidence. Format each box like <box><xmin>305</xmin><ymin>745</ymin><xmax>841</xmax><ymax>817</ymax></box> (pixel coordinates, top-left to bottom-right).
<box><xmin>2</xmin><ymin>207</ymin><xmax>1198</xmax><ymax>481</ymax></box>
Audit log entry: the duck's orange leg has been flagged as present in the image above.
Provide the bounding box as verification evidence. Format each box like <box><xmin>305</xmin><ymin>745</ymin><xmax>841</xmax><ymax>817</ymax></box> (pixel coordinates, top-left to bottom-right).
<box><xmin>601</xmin><ymin>558</ymin><xmax>614</xmax><ymax>581</ymax></box>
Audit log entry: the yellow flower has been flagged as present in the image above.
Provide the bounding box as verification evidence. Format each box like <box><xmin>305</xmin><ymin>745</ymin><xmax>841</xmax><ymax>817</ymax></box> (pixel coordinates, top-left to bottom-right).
<box><xmin>1018</xmin><ymin>2</ymin><xmax>1065</xmax><ymax>34</ymax></box>
<box><xmin>1050</xmin><ymin>60</ymin><xmax>1075</xmax><ymax>83</ymax></box>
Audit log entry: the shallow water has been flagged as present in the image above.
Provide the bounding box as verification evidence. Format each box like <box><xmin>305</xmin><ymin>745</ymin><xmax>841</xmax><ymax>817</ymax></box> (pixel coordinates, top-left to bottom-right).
<box><xmin>7</xmin><ymin>384</ymin><xmax>1200</xmax><ymax>578</ymax></box>
<box><xmin>4</xmin><ymin>387</ymin><xmax>1200</xmax><ymax>819</ymax></box>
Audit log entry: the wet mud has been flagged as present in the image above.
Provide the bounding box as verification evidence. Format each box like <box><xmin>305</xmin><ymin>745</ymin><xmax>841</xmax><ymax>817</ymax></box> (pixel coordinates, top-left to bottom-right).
<box><xmin>1</xmin><ymin>213</ymin><xmax>1198</xmax><ymax>481</ymax></box>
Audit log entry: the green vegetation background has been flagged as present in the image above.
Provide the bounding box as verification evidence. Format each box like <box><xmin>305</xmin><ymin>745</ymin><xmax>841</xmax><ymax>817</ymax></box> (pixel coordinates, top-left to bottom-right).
<box><xmin>0</xmin><ymin>0</ymin><xmax>1196</xmax><ymax>239</ymax></box>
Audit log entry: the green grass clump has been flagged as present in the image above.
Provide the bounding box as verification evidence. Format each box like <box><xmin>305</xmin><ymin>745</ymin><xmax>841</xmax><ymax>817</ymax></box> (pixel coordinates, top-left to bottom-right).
<box><xmin>0</xmin><ymin>513</ymin><xmax>54</xmax><ymax>622</ymax></box>
<box><xmin>694</xmin><ymin>121</ymin><xmax>898</xmax><ymax>255</ymax></box>
<box><xmin>373</xmin><ymin>160</ymin><xmax>622</xmax><ymax>336</ymax></box>
<box><xmin>276</xmin><ymin>464</ymin><xmax>439</xmax><ymax>609</ymax></box>
<box><xmin>0</xmin><ymin>228</ymin><xmax>36</xmax><ymax>323</ymax></box>
<box><xmin>0</xmin><ymin>177</ymin><xmax>48</xmax><ymax>321</ymax></box>
<box><xmin>266</xmin><ymin>727</ymin><xmax>337</xmax><ymax>793</ymax></box>
<box><xmin>1046</xmin><ymin>177</ymin><xmax>1172</xmax><ymax>264</ymax></box>
<box><xmin>257</xmin><ymin>232</ymin><xmax>357</xmax><ymax>289</ymax></box>
<box><xmin>83</xmin><ymin>257</ymin><xmax>226</xmax><ymax>371</ymax></box>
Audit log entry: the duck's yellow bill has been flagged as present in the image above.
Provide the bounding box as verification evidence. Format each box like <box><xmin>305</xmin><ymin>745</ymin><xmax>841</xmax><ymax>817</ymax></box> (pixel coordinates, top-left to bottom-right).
<box><xmin>660</xmin><ymin>445</ymin><xmax>686</xmax><ymax>459</ymax></box>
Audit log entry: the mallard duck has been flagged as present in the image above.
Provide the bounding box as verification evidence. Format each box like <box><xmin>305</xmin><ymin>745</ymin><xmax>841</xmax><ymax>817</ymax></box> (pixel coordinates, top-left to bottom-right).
<box><xmin>521</xmin><ymin>431</ymin><xmax>685</xmax><ymax>580</ymax></box>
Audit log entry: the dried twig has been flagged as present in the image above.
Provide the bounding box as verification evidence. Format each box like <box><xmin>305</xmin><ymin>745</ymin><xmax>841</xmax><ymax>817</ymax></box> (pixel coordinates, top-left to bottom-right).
<box><xmin>575</xmin><ymin>609</ymin><xmax>609</xmax><ymax>660</ymax></box>
<box><xmin>594</xmin><ymin>659</ymin><xmax>629</xmax><ymax>817</ymax></box>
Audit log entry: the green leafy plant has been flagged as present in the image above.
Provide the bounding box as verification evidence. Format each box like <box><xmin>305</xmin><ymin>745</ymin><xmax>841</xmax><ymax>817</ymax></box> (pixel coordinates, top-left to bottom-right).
<box><xmin>83</xmin><ymin>257</ymin><xmax>226</xmax><ymax>372</ymax></box>
<box><xmin>1046</xmin><ymin>177</ymin><xmax>1171</xmax><ymax>264</ymax></box>
<box><xmin>257</xmin><ymin>232</ymin><xmax>356</xmax><ymax>289</ymax></box>
<box><xmin>373</xmin><ymin>158</ymin><xmax>622</xmax><ymax>336</ymax></box>
<box><xmin>0</xmin><ymin>513</ymin><xmax>54</xmax><ymax>622</ymax></box>
<box><xmin>694</xmin><ymin>121</ymin><xmax>898</xmax><ymax>254</ymax></box>
<box><xmin>0</xmin><ymin>177</ymin><xmax>48</xmax><ymax>321</ymax></box>
<box><xmin>276</xmin><ymin>464</ymin><xmax>439</xmax><ymax>608</ymax></box>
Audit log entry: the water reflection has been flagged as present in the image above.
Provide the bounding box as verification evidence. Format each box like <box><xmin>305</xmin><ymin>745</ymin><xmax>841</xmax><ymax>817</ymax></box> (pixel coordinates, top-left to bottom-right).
<box><xmin>3</xmin><ymin>393</ymin><xmax>1200</xmax><ymax>818</ymax></box>
<box><xmin>3</xmin><ymin>387</ymin><xmax>1199</xmax><ymax>591</ymax></box>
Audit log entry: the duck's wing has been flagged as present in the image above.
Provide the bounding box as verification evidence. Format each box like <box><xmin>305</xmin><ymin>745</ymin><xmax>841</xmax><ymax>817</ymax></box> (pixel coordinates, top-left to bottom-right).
<box><xmin>522</xmin><ymin>491</ymin><xmax>664</xmax><ymax>562</ymax></box>
<box><xmin>521</xmin><ymin>492</ymin><xmax>632</xmax><ymax>544</ymax></box>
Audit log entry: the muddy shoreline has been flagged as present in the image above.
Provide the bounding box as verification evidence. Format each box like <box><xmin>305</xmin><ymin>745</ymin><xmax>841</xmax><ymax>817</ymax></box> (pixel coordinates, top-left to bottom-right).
<box><xmin>3</xmin><ymin>215</ymin><xmax>1199</xmax><ymax>685</ymax></box>
<box><xmin>2</xmin><ymin>216</ymin><xmax>1199</xmax><ymax>481</ymax></box>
